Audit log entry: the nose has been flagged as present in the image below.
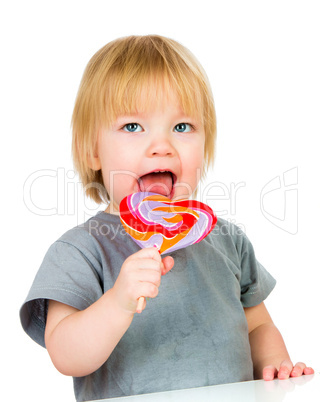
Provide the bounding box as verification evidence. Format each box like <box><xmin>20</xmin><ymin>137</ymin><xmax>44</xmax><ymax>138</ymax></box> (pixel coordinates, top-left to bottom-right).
<box><xmin>146</xmin><ymin>131</ymin><xmax>176</xmax><ymax>158</ymax></box>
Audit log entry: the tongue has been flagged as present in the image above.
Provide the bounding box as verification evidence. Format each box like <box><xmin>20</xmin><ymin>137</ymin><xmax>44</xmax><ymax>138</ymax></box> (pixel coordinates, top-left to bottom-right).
<box><xmin>139</xmin><ymin>172</ymin><xmax>173</xmax><ymax>197</ymax></box>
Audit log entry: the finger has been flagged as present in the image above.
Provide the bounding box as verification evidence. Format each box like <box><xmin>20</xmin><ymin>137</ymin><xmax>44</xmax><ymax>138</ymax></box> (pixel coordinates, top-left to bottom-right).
<box><xmin>138</xmin><ymin>282</ymin><xmax>159</xmax><ymax>300</ymax></box>
<box><xmin>303</xmin><ymin>367</ymin><xmax>315</xmax><ymax>375</ymax></box>
<box><xmin>263</xmin><ymin>365</ymin><xmax>278</xmax><ymax>381</ymax></box>
<box><xmin>278</xmin><ymin>359</ymin><xmax>293</xmax><ymax>380</ymax></box>
<box><xmin>136</xmin><ymin>258</ymin><xmax>162</xmax><ymax>272</ymax></box>
<box><xmin>161</xmin><ymin>256</ymin><xmax>174</xmax><ymax>275</ymax></box>
<box><xmin>138</xmin><ymin>268</ymin><xmax>162</xmax><ymax>288</ymax></box>
<box><xmin>134</xmin><ymin>247</ymin><xmax>162</xmax><ymax>262</ymax></box>
<box><xmin>291</xmin><ymin>362</ymin><xmax>306</xmax><ymax>377</ymax></box>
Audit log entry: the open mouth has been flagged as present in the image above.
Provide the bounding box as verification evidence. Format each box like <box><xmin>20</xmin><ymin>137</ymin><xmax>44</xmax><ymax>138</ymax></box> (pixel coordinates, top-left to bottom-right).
<box><xmin>138</xmin><ymin>171</ymin><xmax>176</xmax><ymax>198</ymax></box>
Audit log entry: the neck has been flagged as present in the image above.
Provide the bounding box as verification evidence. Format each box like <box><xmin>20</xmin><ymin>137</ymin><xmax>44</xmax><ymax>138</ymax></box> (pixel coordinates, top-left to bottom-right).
<box><xmin>105</xmin><ymin>202</ymin><xmax>120</xmax><ymax>215</ymax></box>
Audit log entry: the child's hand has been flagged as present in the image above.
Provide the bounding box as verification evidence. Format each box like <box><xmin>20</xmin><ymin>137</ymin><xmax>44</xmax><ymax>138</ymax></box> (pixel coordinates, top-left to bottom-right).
<box><xmin>112</xmin><ymin>247</ymin><xmax>174</xmax><ymax>314</ymax></box>
<box><xmin>263</xmin><ymin>360</ymin><xmax>314</xmax><ymax>381</ymax></box>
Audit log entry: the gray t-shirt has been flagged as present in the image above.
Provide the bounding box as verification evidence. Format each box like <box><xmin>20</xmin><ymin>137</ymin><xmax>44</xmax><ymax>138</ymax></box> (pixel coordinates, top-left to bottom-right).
<box><xmin>20</xmin><ymin>212</ymin><xmax>276</xmax><ymax>401</ymax></box>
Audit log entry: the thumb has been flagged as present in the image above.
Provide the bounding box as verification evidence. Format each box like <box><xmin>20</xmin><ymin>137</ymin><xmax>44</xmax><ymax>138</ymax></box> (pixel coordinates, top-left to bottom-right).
<box><xmin>161</xmin><ymin>256</ymin><xmax>174</xmax><ymax>275</ymax></box>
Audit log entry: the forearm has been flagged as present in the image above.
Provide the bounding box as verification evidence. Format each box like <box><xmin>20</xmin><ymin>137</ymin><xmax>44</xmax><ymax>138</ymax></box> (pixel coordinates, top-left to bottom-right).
<box><xmin>249</xmin><ymin>322</ymin><xmax>290</xmax><ymax>379</ymax></box>
<box><xmin>45</xmin><ymin>288</ymin><xmax>134</xmax><ymax>377</ymax></box>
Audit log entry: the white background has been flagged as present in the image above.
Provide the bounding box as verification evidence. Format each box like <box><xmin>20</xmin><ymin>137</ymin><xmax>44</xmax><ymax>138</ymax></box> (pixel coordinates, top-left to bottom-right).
<box><xmin>1</xmin><ymin>1</ymin><xmax>319</xmax><ymax>401</ymax></box>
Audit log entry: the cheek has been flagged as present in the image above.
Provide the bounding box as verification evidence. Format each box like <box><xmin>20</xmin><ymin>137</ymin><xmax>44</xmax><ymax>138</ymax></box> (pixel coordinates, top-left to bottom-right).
<box><xmin>185</xmin><ymin>141</ymin><xmax>205</xmax><ymax>170</ymax></box>
<box><xmin>102</xmin><ymin>167</ymin><xmax>140</xmax><ymax>203</ymax></box>
<box><xmin>180</xmin><ymin>143</ymin><xmax>205</xmax><ymax>188</ymax></box>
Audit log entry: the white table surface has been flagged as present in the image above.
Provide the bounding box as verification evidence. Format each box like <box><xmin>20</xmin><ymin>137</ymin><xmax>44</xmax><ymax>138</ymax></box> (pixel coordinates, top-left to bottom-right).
<box><xmin>92</xmin><ymin>373</ymin><xmax>319</xmax><ymax>402</ymax></box>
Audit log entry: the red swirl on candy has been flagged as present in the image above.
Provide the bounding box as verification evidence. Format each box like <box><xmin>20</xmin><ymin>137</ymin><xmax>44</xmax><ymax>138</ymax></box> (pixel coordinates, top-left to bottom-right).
<box><xmin>119</xmin><ymin>192</ymin><xmax>217</xmax><ymax>255</ymax></box>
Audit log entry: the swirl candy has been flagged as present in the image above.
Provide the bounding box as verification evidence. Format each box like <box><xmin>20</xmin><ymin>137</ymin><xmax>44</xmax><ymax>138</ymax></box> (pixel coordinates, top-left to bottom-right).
<box><xmin>119</xmin><ymin>192</ymin><xmax>217</xmax><ymax>255</ymax></box>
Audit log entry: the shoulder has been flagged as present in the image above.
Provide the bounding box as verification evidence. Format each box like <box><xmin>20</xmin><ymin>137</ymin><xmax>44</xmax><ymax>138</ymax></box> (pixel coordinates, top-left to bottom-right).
<box><xmin>213</xmin><ymin>217</ymin><xmax>245</xmax><ymax>237</ymax></box>
<box><xmin>205</xmin><ymin>217</ymin><xmax>249</xmax><ymax>252</ymax></box>
<box><xmin>55</xmin><ymin>211</ymin><xmax>121</xmax><ymax>252</ymax></box>
<box><xmin>47</xmin><ymin>212</ymin><xmax>135</xmax><ymax>276</ymax></box>
<box><xmin>199</xmin><ymin>216</ymin><xmax>261</xmax><ymax>271</ymax></box>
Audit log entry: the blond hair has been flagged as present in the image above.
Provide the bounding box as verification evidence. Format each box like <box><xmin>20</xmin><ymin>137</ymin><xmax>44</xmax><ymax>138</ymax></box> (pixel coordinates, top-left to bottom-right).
<box><xmin>72</xmin><ymin>35</ymin><xmax>217</xmax><ymax>204</ymax></box>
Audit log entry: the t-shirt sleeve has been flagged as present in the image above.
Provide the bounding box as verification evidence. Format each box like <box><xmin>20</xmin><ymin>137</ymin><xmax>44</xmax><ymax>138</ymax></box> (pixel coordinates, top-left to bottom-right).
<box><xmin>237</xmin><ymin>230</ymin><xmax>276</xmax><ymax>308</ymax></box>
<box><xmin>20</xmin><ymin>239</ymin><xmax>104</xmax><ymax>348</ymax></box>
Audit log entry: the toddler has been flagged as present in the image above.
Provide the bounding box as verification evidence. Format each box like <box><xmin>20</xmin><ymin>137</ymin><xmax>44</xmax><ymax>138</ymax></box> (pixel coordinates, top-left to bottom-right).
<box><xmin>20</xmin><ymin>35</ymin><xmax>313</xmax><ymax>401</ymax></box>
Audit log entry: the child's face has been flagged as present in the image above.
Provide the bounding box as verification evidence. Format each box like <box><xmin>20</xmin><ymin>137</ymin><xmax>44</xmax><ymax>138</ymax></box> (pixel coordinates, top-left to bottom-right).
<box><xmin>93</xmin><ymin>90</ymin><xmax>205</xmax><ymax>214</ymax></box>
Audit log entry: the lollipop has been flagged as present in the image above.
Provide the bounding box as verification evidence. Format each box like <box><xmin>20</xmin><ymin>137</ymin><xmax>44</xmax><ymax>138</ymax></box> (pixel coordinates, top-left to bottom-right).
<box><xmin>119</xmin><ymin>192</ymin><xmax>217</xmax><ymax>312</ymax></box>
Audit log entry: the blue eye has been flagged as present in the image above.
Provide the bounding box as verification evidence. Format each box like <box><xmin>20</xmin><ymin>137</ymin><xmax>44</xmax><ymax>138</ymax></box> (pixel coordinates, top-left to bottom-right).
<box><xmin>174</xmin><ymin>123</ymin><xmax>192</xmax><ymax>133</ymax></box>
<box><xmin>123</xmin><ymin>123</ymin><xmax>143</xmax><ymax>133</ymax></box>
